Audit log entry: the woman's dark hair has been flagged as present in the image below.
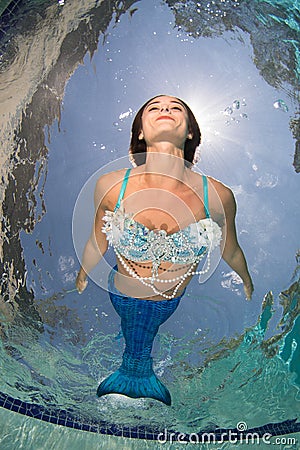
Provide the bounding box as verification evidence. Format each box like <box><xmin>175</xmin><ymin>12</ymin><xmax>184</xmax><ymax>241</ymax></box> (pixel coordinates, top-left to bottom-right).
<box><xmin>129</xmin><ymin>95</ymin><xmax>201</xmax><ymax>167</ymax></box>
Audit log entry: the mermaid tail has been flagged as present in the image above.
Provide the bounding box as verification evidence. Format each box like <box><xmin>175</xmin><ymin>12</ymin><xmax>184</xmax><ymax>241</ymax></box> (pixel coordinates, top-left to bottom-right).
<box><xmin>97</xmin><ymin>268</ymin><xmax>183</xmax><ymax>405</ymax></box>
<box><xmin>97</xmin><ymin>354</ymin><xmax>172</xmax><ymax>405</ymax></box>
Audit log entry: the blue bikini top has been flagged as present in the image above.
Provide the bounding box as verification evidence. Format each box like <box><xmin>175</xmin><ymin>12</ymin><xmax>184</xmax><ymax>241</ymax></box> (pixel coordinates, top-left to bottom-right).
<box><xmin>102</xmin><ymin>168</ymin><xmax>222</xmax><ymax>265</ymax></box>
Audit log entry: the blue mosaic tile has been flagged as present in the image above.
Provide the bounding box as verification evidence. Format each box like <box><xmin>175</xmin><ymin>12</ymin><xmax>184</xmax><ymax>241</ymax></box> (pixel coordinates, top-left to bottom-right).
<box><xmin>0</xmin><ymin>390</ymin><xmax>299</xmax><ymax>440</ymax></box>
<box><xmin>65</xmin><ymin>418</ymin><xmax>74</xmax><ymax>428</ymax></box>
<box><xmin>81</xmin><ymin>423</ymin><xmax>91</xmax><ymax>432</ymax></box>
<box><xmin>130</xmin><ymin>429</ymin><xmax>139</xmax><ymax>439</ymax></box>
<box><xmin>49</xmin><ymin>416</ymin><xmax>59</xmax><ymax>425</ymax></box>
<box><xmin>19</xmin><ymin>405</ymin><xmax>27</xmax><ymax>415</ymax></box>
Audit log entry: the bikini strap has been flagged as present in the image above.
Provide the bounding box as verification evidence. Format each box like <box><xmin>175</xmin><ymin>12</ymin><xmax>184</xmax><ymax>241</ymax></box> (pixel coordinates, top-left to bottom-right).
<box><xmin>114</xmin><ymin>168</ymin><xmax>131</xmax><ymax>211</ymax></box>
<box><xmin>202</xmin><ymin>175</ymin><xmax>210</xmax><ymax>218</ymax></box>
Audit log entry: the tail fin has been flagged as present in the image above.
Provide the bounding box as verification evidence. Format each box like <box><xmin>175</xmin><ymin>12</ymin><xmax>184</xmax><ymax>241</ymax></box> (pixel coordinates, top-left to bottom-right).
<box><xmin>96</xmin><ymin>355</ymin><xmax>171</xmax><ymax>405</ymax></box>
<box><xmin>97</xmin><ymin>370</ymin><xmax>171</xmax><ymax>405</ymax></box>
<box><xmin>102</xmin><ymin>275</ymin><xmax>182</xmax><ymax>406</ymax></box>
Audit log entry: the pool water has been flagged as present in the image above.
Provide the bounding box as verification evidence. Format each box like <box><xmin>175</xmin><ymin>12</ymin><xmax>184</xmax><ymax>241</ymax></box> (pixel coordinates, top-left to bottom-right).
<box><xmin>0</xmin><ymin>0</ymin><xmax>299</xmax><ymax>447</ymax></box>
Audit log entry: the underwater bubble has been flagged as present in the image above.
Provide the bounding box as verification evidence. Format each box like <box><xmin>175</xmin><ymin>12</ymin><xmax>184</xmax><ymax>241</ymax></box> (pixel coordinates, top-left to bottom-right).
<box><xmin>100</xmin><ymin>144</ymin><xmax>106</xmax><ymax>150</ymax></box>
<box><xmin>119</xmin><ymin>108</ymin><xmax>133</xmax><ymax>120</ymax></box>
<box><xmin>113</xmin><ymin>122</ymin><xmax>119</xmax><ymax>127</ymax></box>
<box><xmin>58</xmin><ymin>255</ymin><xmax>75</xmax><ymax>271</ymax></box>
<box><xmin>273</xmin><ymin>99</ymin><xmax>289</xmax><ymax>112</ymax></box>
<box><xmin>223</xmin><ymin>107</ymin><xmax>233</xmax><ymax>116</ymax></box>
<box><xmin>221</xmin><ymin>271</ymin><xmax>243</xmax><ymax>295</ymax></box>
<box><xmin>255</xmin><ymin>173</ymin><xmax>279</xmax><ymax>188</ymax></box>
<box><xmin>232</xmin><ymin>100</ymin><xmax>240</xmax><ymax>109</ymax></box>
<box><xmin>240</xmin><ymin>113</ymin><xmax>248</xmax><ymax>119</ymax></box>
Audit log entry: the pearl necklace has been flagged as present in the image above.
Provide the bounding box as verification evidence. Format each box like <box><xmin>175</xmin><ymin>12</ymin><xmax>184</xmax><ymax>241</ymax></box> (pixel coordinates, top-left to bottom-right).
<box><xmin>114</xmin><ymin>249</ymin><xmax>211</xmax><ymax>300</ymax></box>
<box><xmin>127</xmin><ymin>259</ymin><xmax>191</xmax><ymax>273</ymax></box>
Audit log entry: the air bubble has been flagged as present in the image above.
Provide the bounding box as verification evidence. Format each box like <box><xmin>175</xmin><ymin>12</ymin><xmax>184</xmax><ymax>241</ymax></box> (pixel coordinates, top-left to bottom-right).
<box><xmin>273</xmin><ymin>99</ymin><xmax>289</xmax><ymax>112</ymax></box>
<box><xmin>223</xmin><ymin>107</ymin><xmax>233</xmax><ymax>116</ymax></box>
<box><xmin>232</xmin><ymin>100</ymin><xmax>240</xmax><ymax>109</ymax></box>
<box><xmin>119</xmin><ymin>108</ymin><xmax>133</xmax><ymax>120</ymax></box>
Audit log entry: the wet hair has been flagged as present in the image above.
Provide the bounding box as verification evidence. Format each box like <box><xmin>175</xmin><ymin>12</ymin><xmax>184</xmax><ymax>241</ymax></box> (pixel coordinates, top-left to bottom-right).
<box><xmin>129</xmin><ymin>95</ymin><xmax>201</xmax><ymax>167</ymax></box>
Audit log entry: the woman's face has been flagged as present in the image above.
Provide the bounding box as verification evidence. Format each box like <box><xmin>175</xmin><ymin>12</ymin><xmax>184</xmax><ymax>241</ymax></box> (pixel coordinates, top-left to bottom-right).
<box><xmin>140</xmin><ymin>96</ymin><xmax>191</xmax><ymax>148</ymax></box>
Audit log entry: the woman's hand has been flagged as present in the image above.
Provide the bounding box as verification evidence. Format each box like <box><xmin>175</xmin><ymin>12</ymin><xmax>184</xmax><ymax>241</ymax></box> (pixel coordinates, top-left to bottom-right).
<box><xmin>76</xmin><ymin>271</ymin><xmax>88</xmax><ymax>294</ymax></box>
<box><xmin>243</xmin><ymin>279</ymin><xmax>254</xmax><ymax>301</ymax></box>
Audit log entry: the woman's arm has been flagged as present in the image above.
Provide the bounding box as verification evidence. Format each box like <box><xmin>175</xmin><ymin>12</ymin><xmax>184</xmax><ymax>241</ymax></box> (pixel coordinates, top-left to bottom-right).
<box><xmin>76</xmin><ymin>177</ymin><xmax>109</xmax><ymax>293</ymax></box>
<box><xmin>220</xmin><ymin>186</ymin><xmax>254</xmax><ymax>300</ymax></box>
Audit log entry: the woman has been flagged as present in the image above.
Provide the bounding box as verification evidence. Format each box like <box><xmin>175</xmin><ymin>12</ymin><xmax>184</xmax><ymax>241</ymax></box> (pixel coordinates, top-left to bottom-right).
<box><xmin>76</xmin><ymin>95</ymin><xmax>253</xmax><ymax>405</ymax></box>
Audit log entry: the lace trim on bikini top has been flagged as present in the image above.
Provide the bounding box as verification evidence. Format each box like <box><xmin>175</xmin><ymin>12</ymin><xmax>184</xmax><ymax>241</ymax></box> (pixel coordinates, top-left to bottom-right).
<box><xmin>102</xmin><ymin>169</ymin><xmax>222</xmax><ymax>265</ymax></box>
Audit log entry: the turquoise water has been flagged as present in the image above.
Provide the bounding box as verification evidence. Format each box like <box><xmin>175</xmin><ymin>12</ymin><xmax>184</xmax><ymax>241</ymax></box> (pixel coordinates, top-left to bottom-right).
<box><xmin>0</xmin><ymin>0</ymin><xmax>299</xmax><ymax>447</ymax></box>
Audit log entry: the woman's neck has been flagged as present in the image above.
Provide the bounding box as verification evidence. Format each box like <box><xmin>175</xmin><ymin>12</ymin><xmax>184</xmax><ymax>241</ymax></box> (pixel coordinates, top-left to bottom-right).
<box><xmin>142</xmin><ymin>143</ymin><xmax>187</xmax><ymax>187</ymax></box>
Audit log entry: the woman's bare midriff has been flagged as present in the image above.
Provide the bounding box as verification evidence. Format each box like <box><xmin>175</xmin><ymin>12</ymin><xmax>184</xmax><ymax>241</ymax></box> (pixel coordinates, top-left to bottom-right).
<box><xmin>114</xmin><ymin>260</ymin><xmax>193</xmax><ymax>301</ymax></box>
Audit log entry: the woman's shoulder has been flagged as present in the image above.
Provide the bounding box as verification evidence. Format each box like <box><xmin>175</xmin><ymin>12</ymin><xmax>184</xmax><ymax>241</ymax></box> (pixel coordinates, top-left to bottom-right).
<box><xmin>192</xmin><ymin>172</ymin><xmax>235</xmax><ymax>210</ymax></box>
<box><xmin>192</xmin><ymin>171</ymin><xmax>232</xmax><ymax>194</ymax></box>
<box><xmin>94</xmin><ymin>168</ymin><xmax>130</xmax><ymax>207</ymax></box>
<box><xmin>206</xmin><ymin>176</ymin><xmax>236</xmax><ymax>210</ymax></box>
<box><xmin>95</xmin><ymin>168</ymin><xmax>129</xmax><ymax>190</ymax></box>
<box><xmin>207</xmin><ymin>176</ymin><xmax>232</xmax><ymax>194</ymax></box>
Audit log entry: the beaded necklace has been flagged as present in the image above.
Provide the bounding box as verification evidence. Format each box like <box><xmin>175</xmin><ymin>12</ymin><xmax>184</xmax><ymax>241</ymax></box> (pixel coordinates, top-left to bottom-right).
<box><xmin>115</xmin><ymin>248</ymin><xmax>211</xmax><ymax>299</ymax></box>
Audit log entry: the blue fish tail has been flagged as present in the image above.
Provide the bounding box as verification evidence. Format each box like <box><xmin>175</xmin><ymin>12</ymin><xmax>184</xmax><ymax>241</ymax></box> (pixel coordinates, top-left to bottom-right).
<box><xmin>97</xmin><ymin>354</ymin><xmax>171</xmax><ymax>405</ymax></box>
<box><xmin>98</xmin><ymin>267</ymin><xmax>183</xmax><ymax>405</ymax></box>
